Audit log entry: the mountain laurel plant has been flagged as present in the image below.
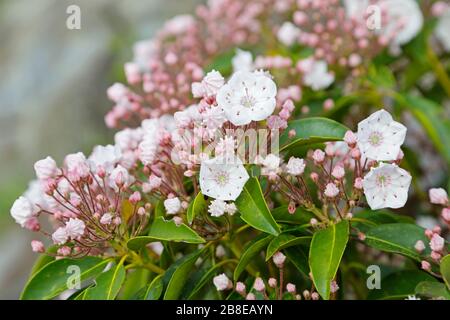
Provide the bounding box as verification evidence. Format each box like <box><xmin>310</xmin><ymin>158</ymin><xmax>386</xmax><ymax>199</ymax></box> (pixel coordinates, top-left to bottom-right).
<box><xmin>11</xmin><ymin>0</ymin><xmax>450</xmax><ymax>300</ymax></box>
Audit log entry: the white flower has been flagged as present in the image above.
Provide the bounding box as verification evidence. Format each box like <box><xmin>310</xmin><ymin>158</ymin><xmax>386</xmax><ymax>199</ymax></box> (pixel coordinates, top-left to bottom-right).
<box><xmin>430</xmin><ymin>233</ymin><xmax>445</xmax><ymax>252</ymax></box>
<box><xmin>356</xmin><ymin>109</ymin><xmax>407</xmax><ymax>161</ymax></box>
<box><xmin>277</xmin><ymin>22</ymin><xmax>301</xmax><ymax>46</ymax></box>
<box><xmin>208</xmin><ymin>199</ymin><xmax>227</xmax><ymax>217</ymax></box>
<box><xmin>114</xmin><ymin>128</ymin><xmax>143</xmax><ymax>151</ymax></box>
<box><xmin>405</xmin><ymin>295</ymin><xmax>421</xmax><ymax>300</ymax></box>
<box><xmin>65</xmin><ymin>218</ymin><xmax>85</xmax><ymax>239</ymax></box>
<box><xmin>34</xmin><ymin>156</ymin><xmax>59</xmax><ymax>180</ymax></box>
<box><xmin>88</xmin><ymin>145</ymin><xmax>122</xmax><ymax>172</ymax></box>
<box><xmin>10</xmin><ymin>196</ymin><xmax>35</xmax><ymax>227</ymax></box>
<box><xmin>164</xmin><ymin>14</ymin><xmax>195</xmax><ymax>35</ymax></box>
<box><xmin>213</xmin><ymin>273</ymin><xmax>231</xmax><ymax>291</ymax></box>
<box><xmin>286</xmin><ymin>157</ymin><xmax>306</xmax><ymax>176</ymax></box>
<box><xmin>301</xmin><ymin>59</ymin><xmax>334</xmax><ymax>91</ymax></box>
<box><xmin>363</xmin><ymin>163</ymin><xmax>412</xmax><ymax>210</ymax></box>
<box><xmin>225</xmin><ymin>203</ymin><xmax>237</xmax><ymax>215</ymax></box>
<box><xmin>202</xmin><ymin>106</ymin><xmax>227</xmax><ymax>132</ymax></box>
<box><xmin>216</xmin><ymin>71</ymin><xmax>277</xmax><ymax>126</ymax></box>
<box><xmin>232</xmin><ymin>49</ymin><xmax>253</xmax><ymax>73</ymax></box>
<box><xmin>199</xmin><ymin>155</ymin><xmax>249</xmax><ymax>201</ymax></box>
<box><xmin>379</xmin><ymin>0</ymin><xmax>423</xmax><ymax>48</ymax></box>
<box><xmin>436</xmin><ymin>9</ymin><xmax>450</xmax><ymax>52</ymax></box>
<box><xmin>109</xmin><ymin>165</ymin><xmax>135</xmax><ymax>191</ymax></box>
<box><xmin>164</xmin><ymin>197</ymin><xmax>181</xmax><ymax>215</ymax></box>
<box><xmin>52</xmin><ymin>227</ymin><xmax>68</xmax><ymax>245</ymax></box>
<box><xmin>215</xmin><ymin>245</ymin><xmax>226</xmax><ymax>258</ymax></box>
<box><xmin>261</xmin><ymin>154</ymin><xmax>281</xmax><ymax>177</ymax></box>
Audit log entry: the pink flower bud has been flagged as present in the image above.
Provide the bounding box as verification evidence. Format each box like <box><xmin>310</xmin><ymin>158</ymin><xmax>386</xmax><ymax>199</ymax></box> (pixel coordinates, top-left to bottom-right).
<box><xmin>414</xmin><ymin>240</ymin><xmax>425</xmax><ymax>253</ymax></box>
<box><xmin>430</xmin><ymin>234</ymin><xmax>445</xmax><ymax>252</ymax></box>
<box><xmin>137</xmin><ymin>207</ymin><xmax>146</xmax><ymax>216</ymax></box>
<box><xmin>324</xmin><ymin>183</ymin><xmax>340</xmax><ymax>198</ymax></box>
<box><xmin>288</xmin><ymin>201</ymin><xmax>296</xmax><ymax>214</ymax></box>
<box><xmin>303</xmin><ymin>290</ymin><xmax>310</xmax><ymax>300</ymax></box>
<box><xmin>425</xmin><ymin>229</ymin><xmax>434</xmax><ymax>239</ymax></box>
<box><xmin>433</xmin><ymin>226</ymin><xmax>442</xmax><ymax>234</ymax></box>
<box><xmin>312</xmin><ymin>149</ymin><xmax>325</xmax><ymax>163</ymax></box>
<box><xmin>421</xmin><ymin>260</ymin><xmax>431</xmax><ymax>271</ymax></box>
<box><xmin>345</xmin><ymin>212</ymin><xmax>353</xmax><ymax>220</ymax></box>
<box><xmin>344</xmin><ymin>131</ymin><xmax>357</xmax><ymax>147</ymax></box>
<box><xmin>330</xmin><ymin>281</ymin><xmax>339</xmax><ymax>293</ymax></box>
<box><xmin>268</xmin><ymin>278</ymin><xmax>277</xmax><ymax>288</ymax></box>
<box><xmin>286</xmin><ymin>283</ymin><xmax>296</xmax><ymax>293</ymax></box>
<box><xmin>332</xmin><ymin>165</ymin><xmax>345</xmax><ymax>179</ymax></box>
<box><xmin>310</xmin><ymin>172</ymin><xmax>319</xmax><ymax>183</ymax></box>
<box><xmin>431</xmin><ymin>251</ymin><xmax>442</xmax><ymax>261</ymax></box>
<box><xmin>358</xmin><ymin>232</ymin><xmax>366</xmax><ymax>241</ymax></box>
<box><xmin>273</xmin><ymin>251</ymin><xmax>286</xmax><ymax>268</ymax></box>
<box><xmin>253</xmin><ymin>277</ymin><xmax>265</xmax><ymax>292</ymax></box>
<box><xmin>354</xmin><ymin>177</ymin><xmax>363</xmax><ymax>190</ymax></box>
<box><xmin>246</xmin><ymin>293</ymin><xmax>256</xmax><ymax>300</ymax></box>
<box><xmin>31</xmin><ymin>240</ymin><xmax>45</xmax><ymax>253</ymax></box>
<box><xmin>429</xmin><ymin>188</ymin><xmax>448</xmax><ymax>205</ymax></box>
<box><xmin>236</xmin><ymin>282</ymin><xmax>246</xmax><ymax>294</ymax></box>
<box><xmin>323</xmin><ymin>99</ymin><xmax>334</xmax><ymax>111</ymax></box>
<box><xmin>113</xmin><ymin>217</ymin><xmax>122</xmax><ymax>225</ymax></box>
<box><xmin>311</xmin><ymin>292</ymin><xmax>320</xmax><ymax>300</ymax></box>
<box><xmin>350</xmin><ymin>148</ymin><xmax>361</xmax><ymax>160</ymax></box>
<box><xmin>325</xmin><ymin>144</ymin><xmax>335</xmax><ymax>157</ymax></box>
<box><xmin>441</xmin><ymin>208</ymin><xmax>450</xmax><ymax>223</ymax></box>
<box><xmin>57</xmin><ymin>246</ymin><xmax>71</xmax><ymax>256</ymax></box>
<box><xmin>310</xmin><ymin>218</ymin><xmax>318</xmax><ymax>226</ymax></box>
<box><xmin>24</xmin><ymin>218</ymin><xmax>41</xmax><ymax>232</ymax></box>
<box><xmin>288</xmin><ymin>129</ymin><xmax>296</xmax><ymax>138</ymax></box>
<box><xmin>129</xmin><ymin>191</ymin><xmax>141</xmax><ymax>204</ymax></box>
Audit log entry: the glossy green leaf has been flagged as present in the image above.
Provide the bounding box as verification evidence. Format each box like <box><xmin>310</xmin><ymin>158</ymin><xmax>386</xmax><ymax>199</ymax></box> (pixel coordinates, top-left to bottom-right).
<box><xmin>364</xmin><ymin>223</ymin><xmax>430</xmax><ymax>261</ymax></box>
<box><xmin>154</xmin><ymin>200</ymin><xmax>165</xmax><ymax>218</ymax></box>
<box><xmin>29</xmin><ymin>247</ymin><xmax>57</xmax><ymax>276</ymax></box>
<box><xmin>415</xmin><ymin>281</ymin><xmax>450</xmax><ymax>300</ymax></box>
<box><xmin>266</xmin><ymin>234</ymin><xmax>311</xmax><ymax>261</ymax></box>
<box><xmin>309</xmin><ymin>220</ymin><xmax>349</xmax><ymax>300</ymax></box>
<box><xmin>352</xmin><ymin>210</ymin><xmax>415</xmax><ymax>233</ymax></box>
<box><xmin>368</xmin><ymin>270</ymin><xmax>436</xmax><ymax>300</ymax></box>
<box><xmin>285</xmin><ymin>246</ymin><xmax>310</xmax><ymax>277</ymax></box>
<box><xmin>119</xmin><ymin>268</ymin><xmax>150</xmax><ymax>300</ymax></box>
<box><xmin>235</xmin><ymin>177</ymin><xmax>281</xmax><ymax>236</ymax></box>
<box><xmin>279</xmin><ymin>118</ymin><xmax>349</xmax><ymax>155</ymax></box>
<box><xmin>127</xmin><ymin>217</ymin><xmax>205</xmax><ymax>250</ymax></box>
<box><xmin>187</xmin><ymin>192</ymin><xmax>206</xmax><ymax>225</ymax></box>
<box><xmin>21</xmin><ymin>257</ymin><xmax>109</xmax><ymax>300</ymax></box>
<box><xmin>163</xmin><ymin>248</ymin><xmax>207</xmax><ymax>300</ymax></box>
<box><xmin>440</xmin><ymin>254</ymin><xmax>450</xmax><ymax>290</ymax></box>
<box><xmin>234</xmin><ymin>235</ymin><xmax>273</xmax><ymax>281</ymax></box>
<box><xmin>144</xmin><ymin>274</ymin><xmax>164</xmax><ymax>300</ymax></box>
<box><xmin>83</xmin><ymin>259</ymin><xmax>126</xmax><ymax>300</ymax></box>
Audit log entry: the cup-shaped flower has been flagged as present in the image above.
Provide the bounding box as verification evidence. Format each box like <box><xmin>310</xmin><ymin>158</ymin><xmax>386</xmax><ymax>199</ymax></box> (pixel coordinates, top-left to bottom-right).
<box><xmin>216</xmin><ymin>71</ymin><xmax>277</xmax><ymax>126</ymax></box>
<box><xmin>199</xmin><ymin>155</ymin><xmax>249</xmax><ymax>201</ymax></box>
<box><xmin>10</xmin><ymin>196</ymin><xmax>35</xmax><ymax>227</ymax></box>
<box><xmin>357</xmin><ymin>109</ymin><xmax>407</xmax><ymax>161</ymax></box>
<box><xmin>362</xmin><ymin>163</ymin><xmax>411</xmax><ymax>210</ymax></box>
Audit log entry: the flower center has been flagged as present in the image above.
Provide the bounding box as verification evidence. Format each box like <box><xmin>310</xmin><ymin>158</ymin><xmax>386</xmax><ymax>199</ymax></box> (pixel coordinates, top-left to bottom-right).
<box><xmin>375</xmin><ymin>174</ymin><xmax>391</xmax><ymax>188</ymax></box>
<box><xmin>240</xmin><ymin>95</ymin><xmax>256</xmax><ymax>108</ymax></box>
<box><xmin>214</xmin><ymin>171</ymin><xmax>230</xmax><ymax>186</ymax></box>
<box><xmin>368</xmin><ymin>131</ymin><xmax>383</xmax><ymax>147</ymax></box>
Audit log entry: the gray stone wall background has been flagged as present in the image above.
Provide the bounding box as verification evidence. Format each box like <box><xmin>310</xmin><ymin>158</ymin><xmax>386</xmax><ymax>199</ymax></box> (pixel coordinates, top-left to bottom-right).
<box><xmin>0</xmin><ymin>0</ymin><xmax>202</xmax><ymax>299</ymax></box>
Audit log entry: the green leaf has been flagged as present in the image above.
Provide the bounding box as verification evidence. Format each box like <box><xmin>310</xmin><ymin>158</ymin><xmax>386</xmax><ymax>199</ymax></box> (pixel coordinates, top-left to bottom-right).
<box><xmin>205</xmin><ymin>49</ymin><xmax>234</xmax><ymax>75</ymax></box>
<box><xmin>368</xmin><ymin>270</ymin><xmax>436</xmax><ymax>300</ymax></box>
<box><xmin>364</xmin><ymin>223</ymin><xmax>430</xmax><ymax>261</ymax></box>
<box><xmin>266</xmin><ymin>234</ymin><xmax>311</xmax><ymax>261</ymax></box>
<box><xmin>186</xmin><ymin>259</ymin><xmax>238</xmax><ymax>299</ymax></box>
<box><xmin>279</xmin><ymin>118</ymin><xmax>349</xmax><ymax>156</ymax></box>
<box><xmin>235</xmin><ymin>177</ymin><xmax>281</xmax><ymax>236</ymax></box>
<box><xmin>29</xmin><ymin>246</ymin><xmax>58</xmax><ymax>276</ymax></box>
<box><xmin>154</xmin><ymin>200</ymin><xmax>165</xmax><ymax>218</ymax></box>
<box><xmin>415</xmin><ymin>281</ymin><xmax>450</xmax><ymax>300</ymax></box>
<box><xmin>234</xmin><ymin>235</ymin><xmax>273</xmax><ymax>281</ymax></box>
<box><xmin>163</xmin><ymin>248</ymin><xmax>207</xmax><ymax>300</ymax></box>
<box><xmin>352</xmin><ymin>210</ymin><xmax>415</xmax><ymax>233</ymax></box>
<box><xmin>272</xmin><ymin>206</ymin><xmax>315</xmax><ymax>225</ymax></box>
<box><xmin>440</xmin><ymin>254</ymin><xmax>450</xmax><ymax>290</ymax></box>
<box><xmin>309</xmin><ymin>220</ymin><xmax>349</xmax><ymax>300</ymax></box>
<box><xmin>285</xmin><ymin>246</ymin><xmax>310</xmax><ymax>277</ymax></box>
<box><xmin>83</xmin><ymin>258</ymin><xmax>126</xmax><ymax>300</ymax></box>
<box><xmin>119</xmin><ymin>268</ymin><xmax>150</xmax><ymax>300</ymax></box>
<box><xmin>187</xmin><ymin>192</ymin><xmax>206</xmax><ymax>225</ymax></box>
<box><xmin>144</xmin><ymin>274</ymin><xmax>164</xmax><ymax>300</ymax></box>
<box><xmin>21</xmin><ymin>257</ymin><xmax>110</xmax><ymax>300</ymax></box>
<box><xmin>127</xmin><ymin>217</ymin><xmax>205</xmax><ymax>250</ymax></box>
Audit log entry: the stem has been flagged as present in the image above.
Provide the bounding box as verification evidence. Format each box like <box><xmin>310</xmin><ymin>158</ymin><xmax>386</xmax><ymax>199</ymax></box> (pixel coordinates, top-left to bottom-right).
<box><xmin>427</xmin><ymin>43</ymin><xmax>450</xmax><ymax>98</ymax></box>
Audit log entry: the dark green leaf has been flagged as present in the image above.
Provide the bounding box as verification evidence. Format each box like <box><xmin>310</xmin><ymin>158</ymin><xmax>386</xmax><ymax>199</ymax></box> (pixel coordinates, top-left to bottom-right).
<box><xmin>235</xmin><ymin>177</ymin><xmax>281</xmax><ymax>236</ymax></box>
<box><xmin>309</xmin><ymin>220</ymin><xmax>349</xmax><ymax>300</ymax></box>
<box><xmin>364</xmin><ymin>223</ymin><xmax>430</xmax><ymax>261</ymax></box>
<box><xmin>21</xmin><ymin>257</ymin><xmax>109</xmax><ymax>300</ymax></box>
<box><xmin>368</xmin><ymin>270</ymin><xmax>436</xmax><ymax>300</ymax></box>
<box><xmin>266</xmin><ymin>234</ymin><xmax>311</xmax><ymax>261</ymax></box>
<box><xmin>440</xmin><ymin>254</ymin><xmax>450</xmax><ymax>290</ymax></box>
<box><xmin>272</xmin><ymin>206</ymin><xmax>315</xmax><ymax>225</ymax></box>
<box><xmin>83</xmin><ymin>259</ymin><xmax>126</xmax><ymax>300</ymax></box>
<box><xmin>234</xmin><ymin>235</ymin><xmax>273</xmax><ymax>281</ymax></box>
<box><xmin>415</xmin><ymin>281</ymin><xmax>450</xmax><ymax>300</ymax></box>
<box><xmin>285</xmin><ymin>246</ymin><xmax>310</xmax><ymax>277</ymax></box>
<box><xmin>144</xmin><ymin>274</ymin><xmax>164</xmax><ymax>300</ymax></box>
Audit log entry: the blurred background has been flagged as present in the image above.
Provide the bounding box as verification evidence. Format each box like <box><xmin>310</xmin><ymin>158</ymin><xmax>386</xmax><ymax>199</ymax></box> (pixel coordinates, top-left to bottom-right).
<box><xmin>0</xmin><ymin>0</ymin><xmax>202</xmax><ymax>299</ymax></box>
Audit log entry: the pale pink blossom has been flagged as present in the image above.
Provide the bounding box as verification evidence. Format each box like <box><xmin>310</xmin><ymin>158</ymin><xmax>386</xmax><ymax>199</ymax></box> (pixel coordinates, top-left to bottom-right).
<box><xmin>324</xmin><ymin>183</ymin><xmax>340</xmax><ymax>198</ymax></box>
<box><xmin>31</xmin><ymin>240</ymin><xmax>45</xmax><ymax>253</ymax></box>
<box><xmin>429</xmin><ymin>188</ymin><xmax>448</xmax><ymax>205</ymax></box>
<box><xmin>213</xmin><ymin>273</ymin><xmax>232</xmax><ymax>291</ymax></box>
<box><xmin>430</xmin><ymin>233</ymin><xmax>445</xmax><ymax>252</ymax></box>
<box><xmin>34</xmin><ymin>157</ymin><xmax>59</xmax><ymax>180</ymax></box>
